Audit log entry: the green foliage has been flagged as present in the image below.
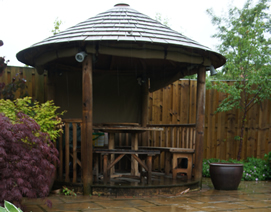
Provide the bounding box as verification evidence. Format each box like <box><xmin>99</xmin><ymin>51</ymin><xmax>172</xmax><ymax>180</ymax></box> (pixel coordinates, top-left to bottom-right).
<box><xmin>203</xmin><ymin>156</ymin><xmax>271</xmax><ymax>181</ymax></box>
<box><xmin>0</xmin><ymin>97</ymin><xmax>65</xmax><ymax>142</ymax></box>
<box><xmin>0</xmin><ymin>200</ymin><xmax>23</xmax><ymax>212</ymax></box>
<box><xmin>62</xmin><ymin>187</ymin><xmax>77</xmax><ymax>196</ymax></box>
<box><xmin>206</xmin><ymin>0</ymin><xmax>271</xmax><ymax>160</ymax></box>
<box><xmin>51</xmin><ymin>18</ymin><xmax>62</xmax><ymax>35</ymax></box>
<box><xmin>243</xmin><ymin>157</ymin><xmax>271</xmax><ymax>180</ymax></box>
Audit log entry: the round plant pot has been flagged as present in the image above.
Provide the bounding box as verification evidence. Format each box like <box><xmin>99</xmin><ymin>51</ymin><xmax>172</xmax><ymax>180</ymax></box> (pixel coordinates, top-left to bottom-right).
<box><xmin>210</xmin><ymin>163</ymin><xmax>243</xmax><ymax>190</ymax></box>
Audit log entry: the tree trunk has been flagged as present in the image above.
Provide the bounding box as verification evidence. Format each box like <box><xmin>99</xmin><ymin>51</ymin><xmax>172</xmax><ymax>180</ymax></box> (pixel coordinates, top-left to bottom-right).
<box><xmin>237</xmin><ymin>110</ymin><xmax>247</xmax><ymax>161</ymax></box>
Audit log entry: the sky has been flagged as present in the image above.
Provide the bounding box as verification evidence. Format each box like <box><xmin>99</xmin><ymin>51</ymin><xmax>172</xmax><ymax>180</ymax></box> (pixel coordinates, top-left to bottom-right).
<box><xmin>0</xmin><ymin>0</ymin><xmax>250</xmax><ymax>67</ymax></box>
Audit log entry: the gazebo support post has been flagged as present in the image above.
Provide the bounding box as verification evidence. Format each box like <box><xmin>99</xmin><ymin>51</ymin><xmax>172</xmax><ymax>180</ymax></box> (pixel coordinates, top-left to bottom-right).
<box><xmin>141</xmin><ymin>81</ymin><xmax>149</xmax><ymax>146</ymax></box>
<box><xmin>194</xmin><ymin>66</ymin><xmax>206</xmax><ymax>186</ymax></box>
<box><xmin>81</xmin><ymin>54</ymin><xmax>93</xmax><ymax>195</ymax></box>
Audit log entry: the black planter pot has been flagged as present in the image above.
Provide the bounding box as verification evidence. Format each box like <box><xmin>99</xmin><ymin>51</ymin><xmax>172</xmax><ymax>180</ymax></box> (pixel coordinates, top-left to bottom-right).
<box><xmin>210</xmin><ymin>163</ymin><xmax>243</xmax><ymax>190</ymax></box>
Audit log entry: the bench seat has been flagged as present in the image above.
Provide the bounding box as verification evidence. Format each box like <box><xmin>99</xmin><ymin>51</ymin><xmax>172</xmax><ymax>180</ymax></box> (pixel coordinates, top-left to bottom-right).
<box><xmin>140</xmin><ymin>146</ymin><xmax>194</xmax><ymax>180</ymax></box>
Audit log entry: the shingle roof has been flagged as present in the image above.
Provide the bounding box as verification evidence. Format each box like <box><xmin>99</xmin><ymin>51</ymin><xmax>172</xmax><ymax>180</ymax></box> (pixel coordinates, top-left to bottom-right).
<box><xmin>31</xmin><ymin>3</ymin><xmax>212</xmax><ymax>51</ymax></box>
<box><xmin>17</xmin><ymin>3</ymin><xmax>225</xmax><ymax>70</ymax></box>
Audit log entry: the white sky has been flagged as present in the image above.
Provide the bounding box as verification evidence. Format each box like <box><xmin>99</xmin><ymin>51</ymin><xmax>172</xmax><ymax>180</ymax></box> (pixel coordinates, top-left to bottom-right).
<box><xmin>0</xmin><ymin>0</ymin><xmax>249</xmax><ymax>66</ymax></box>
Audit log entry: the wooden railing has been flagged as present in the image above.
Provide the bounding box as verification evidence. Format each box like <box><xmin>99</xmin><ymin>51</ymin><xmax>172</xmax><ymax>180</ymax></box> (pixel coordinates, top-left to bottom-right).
<box><xmin>58</xmin><ymin>119</ymin><xmax>82</xmax><ymax>183</ymax></box>
<box><xmin>146</xmin><ymin>124</ymin><xmax>196</xmax><ymax>149</ymax></box>
<box><xmin>57</xmin><ymin>119</ymin><xmax>196</xmax><ymax>183</ymax></box>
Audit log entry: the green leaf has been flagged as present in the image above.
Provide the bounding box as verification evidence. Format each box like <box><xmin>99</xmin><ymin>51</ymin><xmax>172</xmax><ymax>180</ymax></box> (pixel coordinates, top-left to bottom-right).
<box><xmin>4</xmin><ymin>201</ymin><xmax>21</xmax><ymax>212</ymax></box>
<box><xmin>0</xmin><ymin>206</ymin><xmax>7</xmax><ymax>212</ymax></box>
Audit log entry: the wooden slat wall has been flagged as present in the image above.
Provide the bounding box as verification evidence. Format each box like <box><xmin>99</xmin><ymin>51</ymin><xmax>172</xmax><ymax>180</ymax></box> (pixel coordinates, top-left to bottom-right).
<box><xmin>2</xmin><ymin>67</ymin><xmax>270</xmax><ymax>160</ymax></box>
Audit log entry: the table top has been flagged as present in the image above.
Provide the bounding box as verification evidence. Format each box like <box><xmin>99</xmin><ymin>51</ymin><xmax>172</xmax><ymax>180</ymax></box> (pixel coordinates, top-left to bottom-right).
<box><xmin>93</xmin><ymin>125</ymin><xmax>164</xmax><ymax>133</ymax></box>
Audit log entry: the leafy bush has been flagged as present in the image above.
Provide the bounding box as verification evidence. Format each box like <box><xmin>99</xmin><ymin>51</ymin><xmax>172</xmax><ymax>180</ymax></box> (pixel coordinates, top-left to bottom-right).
<box><xmin>243</xmin><ymin>157</ymin><xmax>271</xmax><ymax>181</ymax></box>
<box><xmin>0</xmin><ymin>113</ymin><xmax>59</xmax><ymax>208</ymax></box>
<box><xmin>203</xmin><ymin>157</ymin><xmax>271</xmax><ymax>181</ymax></box>
<box><xmin>0</xmin><ymin>97</ymin><xmax>65</xmax><ymax>142</ymax></box>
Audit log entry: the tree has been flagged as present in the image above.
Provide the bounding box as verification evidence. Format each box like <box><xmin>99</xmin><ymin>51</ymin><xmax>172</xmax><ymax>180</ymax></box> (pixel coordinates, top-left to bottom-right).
<box><xmin>207</xmin><ymin>0</ymin><xmax>271</xmax><ymax>160</ymax></box>
<box><xmin>51</xmin><ymin>18</ymin><xmax>62</xmax><ymax>35</ymax></box>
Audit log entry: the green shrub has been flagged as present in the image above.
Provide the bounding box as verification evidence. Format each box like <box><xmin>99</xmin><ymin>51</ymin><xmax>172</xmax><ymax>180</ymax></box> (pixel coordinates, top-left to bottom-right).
<box><xmin>243</xmin><ymin>157</ymin><xmax>271</xmax><ymax>181</ymax></box>
<box><xmin>202</xmin><ymin>156</ymin><xmax>271</xmax><ymax>181</ymax></box>
<box><xmin>0</xmin><ymin>97</ymin><xmax>65</xmax><ymax>142</ymax></box>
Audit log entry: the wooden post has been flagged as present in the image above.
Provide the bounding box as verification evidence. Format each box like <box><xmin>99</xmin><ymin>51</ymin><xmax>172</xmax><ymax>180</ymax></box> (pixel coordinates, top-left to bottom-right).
<box><xmin>141</xmin><ymin>81</ymin><xmax>149</xmax><ymax>146</ymax></box>
<box><xmin>194</xmin><ymin>66</ymin><xmax>206</xmax><ymax>183</ymax></box>
<box><xmin>81</xmin><ymin>55</ymin><xmax>93</xmax><ymax>195</ymax></box>
<box><xmin>108</xmin><ymin>133</ymin><xmax>115</xmax><ymax>176</ymax></box>
<box><xmin>131</xmin><ymin>133</ymin><xmax>139</xmax><ymax>176</ymax></box>
<box><xmin>65</xmin><ymin>123</ymin><xmax>70</xmax><ymax>182</ymax></box>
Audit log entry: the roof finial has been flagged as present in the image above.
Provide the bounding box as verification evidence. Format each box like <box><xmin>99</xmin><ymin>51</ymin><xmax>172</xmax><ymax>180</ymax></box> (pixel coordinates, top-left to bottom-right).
<box><xmin>114</xmin><ymin>3</ymin><xmax>130</xmax><ymax>7</ymax></box>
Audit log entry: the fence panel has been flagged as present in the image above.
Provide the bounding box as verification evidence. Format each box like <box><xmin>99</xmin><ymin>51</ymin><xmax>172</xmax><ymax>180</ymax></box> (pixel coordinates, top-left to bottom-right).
<box><xmin>0</xmin><ymin>66</ymin><xmax>47</xmax><ymax>102</ymax></box>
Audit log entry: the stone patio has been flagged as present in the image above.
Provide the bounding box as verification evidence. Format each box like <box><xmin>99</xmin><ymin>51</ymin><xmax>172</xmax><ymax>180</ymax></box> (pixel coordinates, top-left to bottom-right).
<box><xmin>22</xmin><ymin>178</ymin><xmax>271</xmax><ymax>212</ymax></box>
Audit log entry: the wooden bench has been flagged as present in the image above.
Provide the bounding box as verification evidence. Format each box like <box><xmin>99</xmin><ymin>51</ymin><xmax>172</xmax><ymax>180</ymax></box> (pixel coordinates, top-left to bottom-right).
<box><xmin>140</xmin><ymin>147</ymin><xmax>194</xmax><ymax>180</ymax></box>
<box><xmin>93</xmin><ymin>149</ymin><xmax>160</xmax><ymax>184</ymax></box>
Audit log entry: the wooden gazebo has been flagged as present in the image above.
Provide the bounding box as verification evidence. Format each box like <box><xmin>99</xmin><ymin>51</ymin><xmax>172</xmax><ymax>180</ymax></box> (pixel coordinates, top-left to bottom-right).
<box><xmin>17</xmin><ymin>3</ymin><xmax>225</xmax><ymax>194</ymax></box>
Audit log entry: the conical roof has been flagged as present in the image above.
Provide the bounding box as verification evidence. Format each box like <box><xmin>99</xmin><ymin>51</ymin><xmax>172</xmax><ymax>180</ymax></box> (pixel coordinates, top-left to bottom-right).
<box><xmin>16</xmin><ymin>3</ymin><xmax>225</xmax><ymax>91</ymax></box>
<box><xmin>25</xmin><ymin>3</ymin><xmax>211</xmax><ymax>52</ymax></box>
<box><xmin>17</xmin><ymin>3</ymin><xmax>225</xmax><ymax>64</ymax></box>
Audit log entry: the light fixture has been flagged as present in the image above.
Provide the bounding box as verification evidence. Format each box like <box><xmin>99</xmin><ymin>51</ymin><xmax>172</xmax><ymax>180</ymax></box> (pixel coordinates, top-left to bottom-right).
<box><xmin>75</xmin><ymin>51</ymin><xmax>87</xmax><ymax>62</ymax></box>
<box><xmin>206</xmin><ymin>65</ymin><xmax>217</xmax><ymax>76</ymax></box>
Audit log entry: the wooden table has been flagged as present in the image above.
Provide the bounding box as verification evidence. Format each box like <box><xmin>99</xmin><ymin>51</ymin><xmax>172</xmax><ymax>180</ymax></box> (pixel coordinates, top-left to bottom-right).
<box><xmin>93</xmin><ymin>124</ymin><xmax>163</xmax><ymax>182</ymax></box>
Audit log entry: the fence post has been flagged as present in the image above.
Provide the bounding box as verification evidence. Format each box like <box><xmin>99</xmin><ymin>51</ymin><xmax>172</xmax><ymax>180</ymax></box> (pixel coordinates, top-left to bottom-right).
<box><xmin>194</xmin><ymin>67</ymin><xmax>206</xmax><ymax>183</ymax></box>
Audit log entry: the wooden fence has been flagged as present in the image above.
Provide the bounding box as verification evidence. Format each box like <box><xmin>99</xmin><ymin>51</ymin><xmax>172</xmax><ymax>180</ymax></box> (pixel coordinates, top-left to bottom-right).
<box><xmin>0</xmin><ymin>66</ymin><xmax>47</xmax><ymax>102</ymax></box>
<box><xmin>150</xmin><ymin>80</ymin><xmax>271</xmax><ymax>160</ymax></box>
<box><xmin>1</xmin><ymin>66</ymin><xmax>271</xmax><ymax>160</ymax></box>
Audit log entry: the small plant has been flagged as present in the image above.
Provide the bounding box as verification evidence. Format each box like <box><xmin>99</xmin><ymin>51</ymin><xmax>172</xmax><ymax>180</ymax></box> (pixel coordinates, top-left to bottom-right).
<box><xmin>0</xmin><ymin>113</ymin><xmax>59</xmax><ymax>208</ymax></box>
<box><xmin>0</xmin><ymin>200</ymin><xmax>23</xmax><ymax>212</ymax></box>
<box><xmin>243</xmin><ymin>157</ymin><xmax>271</xmax><ymax>181</ymax></box>
<box><xmin>62</xmin><ymin>187</ymin><xmax>77</xmax><ymax>196</ymax></box>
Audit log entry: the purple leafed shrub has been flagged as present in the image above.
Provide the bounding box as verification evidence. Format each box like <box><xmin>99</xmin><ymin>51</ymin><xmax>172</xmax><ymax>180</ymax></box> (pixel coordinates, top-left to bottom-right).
<box><xmin>0</xmin><ymin>112</ymin><xmax>59</xmax><ymax>208</ymax></box>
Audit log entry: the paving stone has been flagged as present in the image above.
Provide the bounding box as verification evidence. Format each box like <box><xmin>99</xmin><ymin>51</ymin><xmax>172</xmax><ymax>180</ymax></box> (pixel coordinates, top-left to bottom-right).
<box><xmin>190</xmin><ymin>202</ymin><xmax>249</xmax><ymax>211</ymax></box>
<box><xmin>94</xmin><ymin>199</ymin><xmax>156</xmax><ymax>208</ymax></box>
<box><xmin>138</xmin><ymin>205</ymin><xmax>200</xmax><ymax>212</ymax></box>
<box><xmin>146</xmin><ymin>197</ymin><xmax>201</xmax><ymax>205</ymax></box>
<box><xmin>83</xmin><ymin>208</ymin><xmax>142</xmax><ymax>212</ymax></box>
<box><xmin>40</xmin><ymin>202</ymin><xmax>102</xmax><ymax>211</ymax></box>
<box><xmin>24</xmin><ymin>205</ymin><xmax>44</xmax><ymax>212</ymax></box>
<box><xmin>188</xmin><ymin>195</ymin><xmax>245</xmax><ymax>203</ymax></box>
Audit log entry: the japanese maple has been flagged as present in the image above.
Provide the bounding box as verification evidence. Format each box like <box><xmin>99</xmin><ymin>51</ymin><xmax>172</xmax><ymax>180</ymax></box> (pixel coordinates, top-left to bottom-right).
<box><xmin>0</xmin><ymin>112</ymin><xmax>59</xmax><ymax>209</ymax></box>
